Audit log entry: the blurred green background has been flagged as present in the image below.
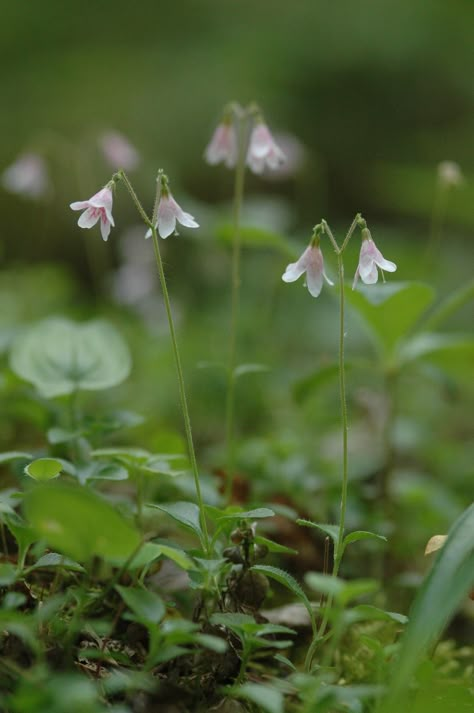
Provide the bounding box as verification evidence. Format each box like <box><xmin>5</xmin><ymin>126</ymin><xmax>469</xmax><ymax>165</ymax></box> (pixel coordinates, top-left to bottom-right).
<box><xmin>1</xmin><ymin>0</ymin><xmax>473</xmax><ymax>593</ymax></box>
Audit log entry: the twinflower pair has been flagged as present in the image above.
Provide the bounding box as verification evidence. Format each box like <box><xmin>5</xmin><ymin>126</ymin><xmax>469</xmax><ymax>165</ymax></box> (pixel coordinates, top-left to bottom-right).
<box><xmin>282</xmin><ymin>226</ymin><xmax>397</xmax><ymax>297</ymax></box>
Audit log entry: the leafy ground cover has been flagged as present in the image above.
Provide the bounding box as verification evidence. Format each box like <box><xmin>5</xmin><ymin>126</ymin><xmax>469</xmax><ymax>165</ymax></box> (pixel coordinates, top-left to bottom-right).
<box><xmin>0</xmin><ymin>102</ymin><xmax>473</xmax><ymax>713</ymax></box>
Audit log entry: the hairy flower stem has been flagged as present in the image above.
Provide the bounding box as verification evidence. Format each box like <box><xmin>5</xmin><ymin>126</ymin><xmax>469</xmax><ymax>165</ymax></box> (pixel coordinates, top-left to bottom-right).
<box><xmin>312</xmin><ymin>216</ymin><xmax>360</xmax><ymax>648</ymax></box>
<box><xmin>223</xmin><ymin>121</ymin><xmax>248</xmax><ymax>504</ymax></box>
<box><xmin>118</xmin><ymin>171</ymin><xmax>210</xmax><ymax>554</ymax></box>
<box><xmin>150</xmin><ymin>227</ymin><xmax>211</xmax><ymax>554</ymax></box>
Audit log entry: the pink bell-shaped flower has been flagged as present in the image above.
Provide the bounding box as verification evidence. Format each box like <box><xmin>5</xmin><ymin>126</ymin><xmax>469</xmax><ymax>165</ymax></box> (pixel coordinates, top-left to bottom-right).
<box><xmin>282</xmin><ymin>242</ymin><xmax>333</xmax><ymax>298</ymax></box>
<box><xmin>246</xmin><ymin>121</ymin><xmax>286</xmax><ymax>174</ymax></box>
<box><xmin>353</xmin><ymin>230</ymin><xmax>397</xmax><ymax>288</ymax></box>
<box><xmin>70</xmin><ymin>185</ymin><xmax>115</xmax><ymax>241</ymax></box>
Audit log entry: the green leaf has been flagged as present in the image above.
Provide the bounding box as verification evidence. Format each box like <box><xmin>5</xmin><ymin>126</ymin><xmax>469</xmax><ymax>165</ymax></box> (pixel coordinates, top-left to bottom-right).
<box><xmin>151</xmin><ymin>502</ymin><xmax>203</xmax><ymax>543</ymax></box>
<box><xmin>217</xmin><ymin>507</ymin><xmax>275</xmax><ymax>521</ymax></box>
<box><xmin>0</xmin><ymin>451</ymin><xmax>33</xmax><ymax>464</ymax></box>
<box><xmin>398</xmin><ymin>333</ymin><xmax>474</xmax><ymax>377</ymax></box>
<box><xmin>233</xmin><ymin>682</ymin><xmax>284</xmax><ymax>713</ymax></box>
<box><xmin>293</xmin><ymin>362</ymin><xmax>354</xmax><ymax>403</ymax></box>
<box><xmin>297</xmin><ymin>519</ymin><xmax>339</xmax><ymax>544</ymax></box>
<box><xmin>24</xmin><ymin>457</ymin><xmax>63</xmax><ymax>481</ymax></box>
<box><xmin>255</xmin><ymin>535</ymin><xmax>298</xmax><ymax>555</ymax></box>
<box><xmin>423</xmin><ymin>277</ymin><xmax>474</xmax><ymax>331</ymax></box>
<box><xmin>384</xmin><ymin>503</ymin><xmax>474</xmax><ymax>708</ymax></box>
<box><xmin>305</xmin><ymin>573</ymin><xmax>379</xmax><ymax>605</ymax></box>
<box><xmin>149</xmin><ymin>543</ymin><xmax>194</xmax><ymax>571</ymax></box>
<box><xmin>29</xmin><ymin>553</ymin><xmax>86</xmax><ymax>572</ymax></box>
<box><xmin>343</xmin><ymin>530</ymin><xmax>387</xmax><ymax>549</ymax></box>
<box><xmin>251</xmin><ymin>564</ymin><xmax>316</xmax><ymax>634</ymax></box>
<box><xmin>215</xmin><ymin>223</ymin><xmax>291</xmax><ymax>255</ymax></box>
<box><xmin>194</xmin><ymin>634</ymin><xmax>228</xmax><ymax>653</ymax></box>
<box><xmin>352</xmin><ymin>604</ymin><xmax>408</xmax><ymax>625</ymax></box>
<box><xmin>0</xmin><ymin>563</ymin><xmax>17</xmax><ymax>586</ymax></box>
<box><xmin>347</xmin><ymin>282</ymin><xmax>435</xmax><ymax>354</ymax></box>
<box><xmin>10</xmin><ymin>317</ymin><xmax>131</xmax><ymax>397</ymax></box>
<box><xmin>116</xmin><ymin>585</ymin><xmax>165</xmax><ymax>624</ymax></box>
<box><xmin>23</xmin><ymin>482</ymin><xmax>141</xmax><ymax>563</ymax></box>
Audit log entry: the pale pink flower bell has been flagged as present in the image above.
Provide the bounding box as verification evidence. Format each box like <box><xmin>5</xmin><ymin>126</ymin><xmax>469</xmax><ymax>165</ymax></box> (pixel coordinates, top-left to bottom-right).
<box><xmin>146</xmin><ymin>186</ymin><xmax>199</xmax><ymax>239</ymax></box>
<box><xmin>353</xmin><ymin>233</ymin><xmax>397</xmax><ymax>288</ymax></box>
<box><xmin>204</xmin><ymin>122</ymin><xmax>238</xmax><ymax>168</ymax></box>
<box><xmin>246</xmin><ymin>122</ymin><xmax>286</xmax><ymax>174</ymax></box>
<box><xmin>282</xmin><ymin>244</ymin><xmax>333</xmax><ymax>298</ymax></box>
<box><xmin>99</xmin><ymin>131</ymin><xmax>140</xmax><ymax>171</ymax></box>
<box><xmin>70</xmin><ymin>186</ymin><xmax>115</xmax><ymax>241</ymax></box>
<box><xmin>1</xmin><ymin>153</ymin><xmax>49</xmax><ymax>199</ymax></box>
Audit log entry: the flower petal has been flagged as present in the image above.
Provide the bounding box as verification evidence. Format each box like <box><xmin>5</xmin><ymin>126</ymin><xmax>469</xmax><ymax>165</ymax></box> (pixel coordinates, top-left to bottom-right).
<box><xmin>361</xmin><ymin>261</ymin><xmax>379</xmax><ymax>284</ymax></box>
<box><xmin>78</xmin><ymin>207</ymin><xmax>100</xmax><ymax>229</ymax></box>
<box><xmin>157</xmin><ymin>198</ymin><xmax>177</xmax><ymax>238</ymax></box>
<box><xmin>70</xmin><ymin>201</ymin><xmax>89</xmax><ymax>211</ymax></box>
<box><xmin>176</xmin><ymin>209</ymin><xmax>199</xmax><ymax>229</ymax></box>
<box><xmin>305</xmin><ymin>263</ymin><xmax>324</xmax><ymax>297</ymax></box>
<box><xmin>374</xmin><ymin>254</ymin><xmax>397</xmax><ymax>272</ymax></box>
<box><xmin>100</xmin><ymin>215</ymin><xmax>111</xmax><ymax>241</ymax></box>
<box><xmin>282</xmin><ymin>246</ymin><xmax>311</xmax><ymax>283</ymax></box>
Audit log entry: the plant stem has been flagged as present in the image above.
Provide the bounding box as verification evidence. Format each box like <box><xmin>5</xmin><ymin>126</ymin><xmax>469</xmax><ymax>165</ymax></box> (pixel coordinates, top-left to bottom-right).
<box><xmin>150</xmin><ymin>227</ymin><xmax>211</xmax><ymax>554</ymax></box>
<box><xmin>223</xmin><ymin>122</ymin><xmax>248</xmax><ymax>504</ymax></box>
<box><xmin>117</xmin><ymin>170</ymin><xmax>152</xmax><ymax>226</ymax></box>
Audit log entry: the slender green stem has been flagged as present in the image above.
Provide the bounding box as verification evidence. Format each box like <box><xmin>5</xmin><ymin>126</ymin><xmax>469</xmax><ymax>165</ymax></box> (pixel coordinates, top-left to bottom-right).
<box><xmin>150</xmin><ymin>227</ymin><xmax>211</xmax><ymax>554</ymax></box>
<box><xmin>223</xmin><ymin>122</ymin><xmax>248</xmax><ymax>504</ymax></box>
<box><xmin>116</xmin><ymin>170</ymin><xmax>152</xmax><ymax>227</ymax></box>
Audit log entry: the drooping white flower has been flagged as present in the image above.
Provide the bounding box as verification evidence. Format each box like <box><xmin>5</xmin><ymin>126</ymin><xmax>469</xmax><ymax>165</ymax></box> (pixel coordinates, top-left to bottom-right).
<box><xmin>204</xmin><ymin>121</ymin><xmax>238</xmax><ymax>168</ymax></box>
<box><xmin>145</xmin><ymin>176</ymin><xmax>199</xmax><ymax>239</ymax></box>
<box><xmin>282</xmin><ymin>243</ymin><xmax>333</xmax><ymax>298</ymax></box>
<box><xmin>99</xmin><ymin>131</ymin><xmax>140</xmax><ymax>171</ymax></box>
<box><xmin>70</xmin><ymin>185</ymin><xmax>115</xmax><ymax>241</ymax></box>
<box><xmin>246</xmin><ymin>122</ymin><xmax>286</xmax><ymax>174</ymax></box>
<box><xmin>1</xmin><ymin>153</ymin><xmax>49</xmax><ymax>199</ymax></box>
<box><xmin>437</xmin><ymin>160</ymin><xmax>463</xmax><ymax>188</ymax></box>
<box><xmin>353</xmin><ymin>232</ymin><xmax>397</xmax><ymax>289</ymax></box>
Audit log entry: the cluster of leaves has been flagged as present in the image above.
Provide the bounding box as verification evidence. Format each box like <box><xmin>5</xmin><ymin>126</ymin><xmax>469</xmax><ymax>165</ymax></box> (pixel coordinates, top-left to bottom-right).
<box><xmin>0</xmin><ymin>267</ymin><xmax>473</xmax><ymax>713</ymax></box>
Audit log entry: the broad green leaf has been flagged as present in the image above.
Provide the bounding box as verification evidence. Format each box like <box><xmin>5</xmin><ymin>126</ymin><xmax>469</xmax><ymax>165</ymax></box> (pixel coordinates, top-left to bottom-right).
<box><xmin>23</xmin><ymin>483</ymin><xmax>141</xmax><ymax>563</ymax></box>
<box><xmin>384</xmin><ymin>502</ymin><xmax>474</xmax><ymax>709</ymax></box>
<box><xmin>251</xmin><ymin>564</ymin><xmax>316</xmax><ymax>634</ymax></box>
<box><xmin>148</xmin><ymin>542</ymin><xmax>194</xmax><ymax>571</ymax></box>
<box><xmin>423</xmin><ymin>277</ymin><xmax>474</xmax><ymax>331</ymax></box>
<box><xmin>29</xmin><ymin>553</ymin><xmax>86</xmax><ymax>572</ymax></box>
<box><xmin>10</xmin><ymin>317</ymin><xmax>131</xmax><ymax>397</ymax></box>
<box><xmin>194</xmin><ymin>633</ymin><xmax>227</xmax><ymax>653</ymax></box>
<box><xmin>215</xmin><ymin>223</ymin><xmax>291</xmax><ymax>255</ymax></box>
<box><xmin>0</xmin><ymin>451</ymin><xmax>33</xmax><ymax>464</ymax></box>
<box><xmin>233</xmin><ymin>682</ymin><xmax>283</xmax><ymax>713</ymax></box>
<box><xmin>217</xmin><ymin>507</ymin><xmax>275</xmax><ymax>521</ymax></box>
<box><xmin>343</xmin><ymin>530</ymin><xmax>387</xmax><ymax>549</ymax></box>
<box><xmin>47</xmin><ymin>427</ymin><xmax>80</xmax><ymax>444</ymax></box>
<box><xmin>0</xmin><ymin>563</ymin><xmax>17</xmax><ymax>586</ymax></box>
<box><xmin>24</xmin><ymin>457</ymin><xmax>63</xmax><ymax>481</ymax></box>
<box><xmin>297</xmin><ymin>519</ymin><xmax>339</xmax><ymax>544</ymax></box>
<box><xmin>398</xmin><ymin>333</ymin><xmax>474</xmax><ymax>377</ymax></box>
<box><xmin>151</xmin><ymin>502</ymin><xmax>203</xmax><ymax>543</ymax></box>
<box><xmin>347</xmin><ymin>282</ymin><xmax>435</xmax><ymax>354</ymax></box>
<box><xmin>293</xmin><ymin>362</ymin><xmax>358</xmax><ymax>403</ymax></box>
<box><xmin>255</xmin><ymin>535</ymin><xmax>298</xmax><ymax>555</ymax></box>
<box><xmin>116</xmin><ymin>585</ymin><xmax>165</xmax><ymax>624</ymax></box>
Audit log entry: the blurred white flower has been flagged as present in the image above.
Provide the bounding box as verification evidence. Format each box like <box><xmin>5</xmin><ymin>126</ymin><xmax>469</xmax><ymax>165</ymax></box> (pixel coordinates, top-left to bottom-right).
<box><xmin>353</xmin><ymin>231</ymin><xmax>397</xmax><ymax>289</ymax></box>
<box><xmin>282</xmin><ymin>243</ymin><xmax>333</xmax><ymax>298</ymax></box>
<box><xmin>437</xmin><ymin>160</ymin><xmax>463</xmax><ymax>188</ymax></box>
<box><xmin>246</xmin><ymin>122</ymin><xmax>286</xmax><ymax>174</ymax></box>
<box><xmin>99</xmin><ymin>131</ymin><xmax>140</xmax><ymax>171</ymax></box>
<box><xmin>70</xmin><ymin>185</ymin><xmax>115</xmax><ymax>241</ymax></box>
<box><xmin>1</xmin><ymin>153</ymin><xmax>49</xmax><ymax>199</ymax></box>
<box><xmin>204</xmin><ymin>121</ymin><xmax>238</xmax><ymax>168</ymax></box>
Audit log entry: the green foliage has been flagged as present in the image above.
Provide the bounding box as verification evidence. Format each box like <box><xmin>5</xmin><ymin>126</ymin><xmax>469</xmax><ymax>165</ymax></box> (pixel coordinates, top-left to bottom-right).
<box><xmin>10</xmin><ymin>318</ymin><xmax>131</xmax><ymax>397</ymax></box>
<box><xmin>22</xmin><ymin>482</ymin><xmax>141</xmax><ymax>563</ymax></box>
